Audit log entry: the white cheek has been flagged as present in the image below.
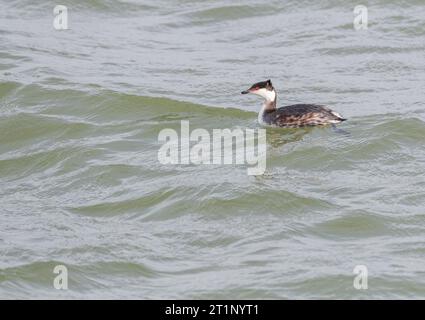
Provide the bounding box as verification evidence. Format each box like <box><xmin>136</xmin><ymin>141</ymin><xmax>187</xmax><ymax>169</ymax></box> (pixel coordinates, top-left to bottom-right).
<box><xmin>254</xmin><ymin>88</ymin><xmax>275</xmax><ymax>101</ymax></box>
<box><xmin>253</xmin><ymin>88</ymin><xmax>266</xmax><ymax>97</ymax></box>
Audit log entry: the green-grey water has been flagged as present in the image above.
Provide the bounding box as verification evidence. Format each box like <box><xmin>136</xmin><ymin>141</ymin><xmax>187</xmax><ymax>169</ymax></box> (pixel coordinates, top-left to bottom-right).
<box><xmin>1</xmin><ymin>0</ymin><xmax>425</xmax><ymax>299</ymax></box>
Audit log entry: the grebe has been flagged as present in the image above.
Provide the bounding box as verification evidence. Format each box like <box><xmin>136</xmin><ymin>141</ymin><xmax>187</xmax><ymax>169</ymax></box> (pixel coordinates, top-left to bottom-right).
<box><xmin>241</xmin><ymin>79</ymin><xmax>346</xmax><ymax>128</ymax></box>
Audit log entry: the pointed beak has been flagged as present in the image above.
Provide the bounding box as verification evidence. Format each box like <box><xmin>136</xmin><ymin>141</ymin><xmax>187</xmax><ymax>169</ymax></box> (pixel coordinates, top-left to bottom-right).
<box><xmin>241</xmin><ymin>90</ymin><xmax>250</xmax><ymax>94</ymax></box>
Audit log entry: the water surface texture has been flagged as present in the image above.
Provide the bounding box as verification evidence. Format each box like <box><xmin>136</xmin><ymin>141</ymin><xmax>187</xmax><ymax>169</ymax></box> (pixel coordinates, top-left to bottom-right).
<box><xmin>1</xmin><ymin>0</ymin><xmax>425</xmax><ymax>299</ymax></box>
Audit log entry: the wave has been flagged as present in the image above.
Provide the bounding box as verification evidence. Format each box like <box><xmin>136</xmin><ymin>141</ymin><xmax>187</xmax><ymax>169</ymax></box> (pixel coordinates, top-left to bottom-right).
<box><xmin>4</xmin><ymin>0</ymin><xmax>156</xmax><ymax>15</ymax></box>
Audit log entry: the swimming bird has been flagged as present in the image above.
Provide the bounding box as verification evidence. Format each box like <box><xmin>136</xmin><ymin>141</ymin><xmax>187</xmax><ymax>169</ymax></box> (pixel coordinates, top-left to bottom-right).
<box><xmin>241</xmin><ymin>79</ymin><xmax>346</xmax><ymax>128</ymax></box>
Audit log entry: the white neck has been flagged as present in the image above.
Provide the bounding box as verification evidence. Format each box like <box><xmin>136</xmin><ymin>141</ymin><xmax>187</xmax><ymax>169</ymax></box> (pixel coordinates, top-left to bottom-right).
<box><xmin>258</xmin><ymin>104</ymin><xmax>267</xmax><ymax>125</ymax></box>
<box><xmin>251</xmin><ymin>88</ymin><xmax>277</xmax><ymax>125</ymax></box>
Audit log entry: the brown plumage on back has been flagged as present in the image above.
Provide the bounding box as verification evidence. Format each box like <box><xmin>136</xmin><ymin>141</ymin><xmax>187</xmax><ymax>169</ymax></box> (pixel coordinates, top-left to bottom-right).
<box><xmin>269</xmin><ymin>104</ymin><xmax>346</xmax><ymax>128</ymax></box>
